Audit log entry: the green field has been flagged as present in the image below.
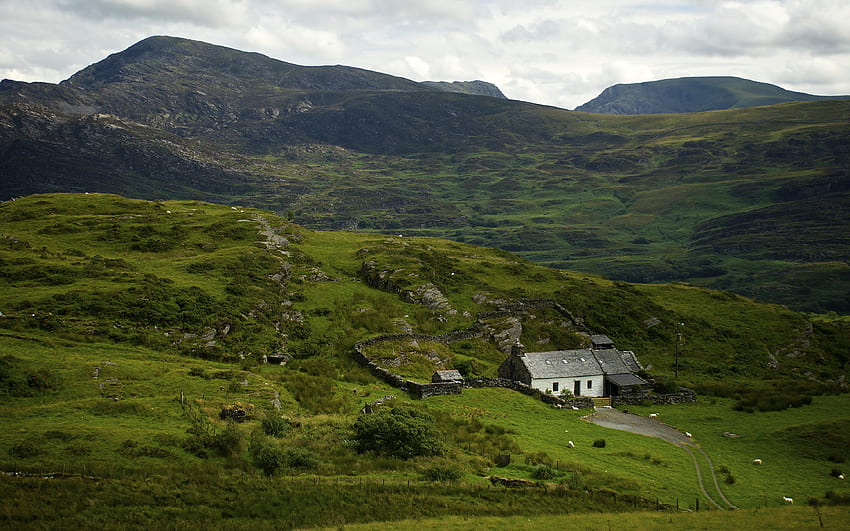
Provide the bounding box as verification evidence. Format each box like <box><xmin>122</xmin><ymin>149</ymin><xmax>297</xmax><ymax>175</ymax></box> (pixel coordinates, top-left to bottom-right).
<box><xmin>2</xmin><ymin>193</ymin><xmax>849</xmax><ymax>528</ymax></box>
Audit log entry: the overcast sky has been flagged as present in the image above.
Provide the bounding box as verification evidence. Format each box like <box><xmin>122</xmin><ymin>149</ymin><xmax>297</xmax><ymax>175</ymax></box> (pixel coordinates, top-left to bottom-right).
<box><xmin>1</xmin><ymin>0</ymin><xmax>848</xmax><ymax>109</ymax></box>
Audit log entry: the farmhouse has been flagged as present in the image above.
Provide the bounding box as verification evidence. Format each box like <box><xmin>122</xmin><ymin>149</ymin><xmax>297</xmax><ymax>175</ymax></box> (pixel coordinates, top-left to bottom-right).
<box><xmin>498</xmin><ymin>335</ymin><xmax>647</xmax><ymax>397</ymax></box>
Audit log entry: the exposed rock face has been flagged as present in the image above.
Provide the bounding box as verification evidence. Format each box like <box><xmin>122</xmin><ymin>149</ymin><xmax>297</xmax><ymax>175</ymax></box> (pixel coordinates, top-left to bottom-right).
<box><xmin>401</xmin><ymin>282</ymin><xmax>452</xmax><ymax>311</ymax></box>
<box><xmin>481</xmin><ymin>316</ymin><xmax>523</xmax><ymax>353</ymax></box>
<box><xmin>360</xmin><ymin>261</ymin><xmax>453</xmax><ymax>312</ymax></box>
<box><xmin>422</xmin><ymin>80</ymin><xmax>507</xmax><ymax>99</ymax></box>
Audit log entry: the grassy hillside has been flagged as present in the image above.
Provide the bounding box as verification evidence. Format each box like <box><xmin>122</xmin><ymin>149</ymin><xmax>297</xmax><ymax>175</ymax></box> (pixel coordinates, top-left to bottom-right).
<box><xmin>3</xmin><ymin>37</ymin><xmax>850</xmax><ymax>312</ymax></box>
<box><xmin>2</xmin><ymin>193</ymin><xmax>849</xmax><ymax>527</ymax></box>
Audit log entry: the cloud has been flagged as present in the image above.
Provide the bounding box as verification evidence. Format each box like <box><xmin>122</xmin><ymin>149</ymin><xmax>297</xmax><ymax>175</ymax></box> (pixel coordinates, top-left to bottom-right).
<box><xmin>55</xmin><ymin>0</ymin><xmax>248</xmax><ymax>27</ymax></box>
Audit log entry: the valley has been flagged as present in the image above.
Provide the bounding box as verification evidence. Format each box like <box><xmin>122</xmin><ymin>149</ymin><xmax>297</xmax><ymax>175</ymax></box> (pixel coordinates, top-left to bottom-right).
<box><xmin>1</xmin><ymin>35</ymin><xmax>850</xmax><ymax>528</ymax></box>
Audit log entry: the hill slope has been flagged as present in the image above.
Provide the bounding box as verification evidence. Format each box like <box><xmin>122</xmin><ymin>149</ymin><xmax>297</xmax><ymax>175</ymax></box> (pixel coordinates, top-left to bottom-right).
<box><xmin>2</xmin><ymin>37</ymin><xmax>850</xmax><ymax>313</ymax></box>
<box><xmin>1</xmin><ymin>193</ymin><xmax>849</xmax><ymax>526</ymax></box>
<box><xmin>575</xmin><ymin>76</ymin><xmax>849</xmax><ymax>114</ymax></box>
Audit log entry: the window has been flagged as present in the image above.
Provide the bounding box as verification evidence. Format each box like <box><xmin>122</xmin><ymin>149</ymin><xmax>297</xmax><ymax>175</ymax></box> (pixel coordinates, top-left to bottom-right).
<box><xmin>587</xmin><ymin>380</ymin><xmax>593</xmax><ymax>389</ymax></box>
<box><xmin>552</xmin><ymin>382</ymin><xmax>559</xmax><ymax>392</ymax></box>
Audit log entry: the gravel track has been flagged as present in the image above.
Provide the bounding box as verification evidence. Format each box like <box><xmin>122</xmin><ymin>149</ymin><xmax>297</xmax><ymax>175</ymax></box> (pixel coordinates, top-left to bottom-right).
<box><xmin>584</xmin><ymin>407</ymin><xmax>737</xmax><ymax>510</ymax></box>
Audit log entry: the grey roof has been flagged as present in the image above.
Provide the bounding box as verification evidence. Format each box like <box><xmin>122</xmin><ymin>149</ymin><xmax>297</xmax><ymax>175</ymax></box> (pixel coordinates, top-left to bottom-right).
<box><xmin>606</xmin><ymin>373</ymin><xmax>648</xmax><ymax>387</ymax></box>
<box><xmin>520</xmin><ymin>348</ymin><xmax>644</xmax><ymax>380</ymax></box>
<box><xmin>432</xmin><ymin>370</ymin><xmax>463</xmax><ymax>382</ymax></box>
<box><xmin>619</xmin><ymin>350</ymin><xmax>644</xmax><ymax>372</ymax></box>
<box><xmin>521</xmin><ymin>349</ymin><xmax>602</xmax><ymax>379</ymax></box>
<box><xmin>590</xmin><ymin>334</ymin><xmax>615</xmax><ymax>348</ymax></box>
<box><xmin>593</xmin><ymin>349</ymin><xmax>634</xmax><ymax>375</ymax></box>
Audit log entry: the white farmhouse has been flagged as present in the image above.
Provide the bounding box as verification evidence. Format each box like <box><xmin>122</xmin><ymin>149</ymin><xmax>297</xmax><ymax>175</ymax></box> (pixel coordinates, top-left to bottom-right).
<box><xmin>498</xmin><ymin>335</ymin><xmax>647</xmax><ymax>397</ymax></box>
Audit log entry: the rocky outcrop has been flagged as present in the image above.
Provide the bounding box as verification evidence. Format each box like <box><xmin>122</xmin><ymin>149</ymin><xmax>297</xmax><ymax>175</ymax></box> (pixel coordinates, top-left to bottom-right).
<box><xmin>422</xmin><ymin>80</ymin><xmax>507</xmax><ymax>99</ymax></box>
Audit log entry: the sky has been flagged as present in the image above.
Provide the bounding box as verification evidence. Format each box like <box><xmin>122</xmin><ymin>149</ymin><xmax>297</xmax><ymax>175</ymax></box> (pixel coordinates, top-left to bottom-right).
<box><xmin>1</xmin><ymin>0</ymin><xmax>848</xmax><ymax>109</ymax></box>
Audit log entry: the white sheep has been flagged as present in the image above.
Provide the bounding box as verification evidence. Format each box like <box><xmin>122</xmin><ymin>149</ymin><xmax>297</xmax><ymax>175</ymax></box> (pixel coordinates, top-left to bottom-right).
<box><xmin>567</xmin><ymin>440</ymin><xmax>575</xmax><ymax>448</ymax></box>
<box><xmin>685</xmin><ymin>432</ymin><xmax>692</xmax><ymax>438</ymax></box>
<box><xmin>752</xmin><ymin>458</ymin><xmax>762</xmax><ymax>465</ymax></box>
<box><xmin>839</xmin><ymin>474</ymin><xmax>845</xmax><ymax>480</ymax></box>
<box><xmin>782</xmin><ymin>496</ymin><xmax>794</xmax><ymax>504</ymax></box>
<box><xmin>648</xmin><ymin>413</ymin><xmax>658</xmax><ymax>418</ymax></box>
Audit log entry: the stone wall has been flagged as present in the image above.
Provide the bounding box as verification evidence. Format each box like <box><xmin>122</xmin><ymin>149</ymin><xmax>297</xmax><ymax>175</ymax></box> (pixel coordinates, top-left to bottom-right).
<box><xmin>611</xmin><ymin>388</ymin><xmax>697</xmax><ymax>406</ymax></box>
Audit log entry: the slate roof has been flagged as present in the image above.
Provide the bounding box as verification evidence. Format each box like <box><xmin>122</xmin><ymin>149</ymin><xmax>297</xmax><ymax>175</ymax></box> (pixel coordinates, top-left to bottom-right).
<box><xmin>431</xmin><ymin>370</ymin><xmax>463</xmax><ymax>382</ymax></box>
<box><xmin>593</xmin><ymin>349</ymin><xmax>634</xmax><ymax>375</ymax></box>
<box><xmin>519</xmin><ymin>348</ymin><xmax>643</xmax><ymax>381</ymax></box>
<box><xmin>521</xmin><ymin>349</ymin><xmax>601</xmax><ymax>379</ymax></box>
<box><xmin>590</xmin><ymin>334</ymin><xmax>615</xmax><ymax>348</ymax></box>
<box><xmin>619</xmin><ymin>350</ymin><xmax>644</xmax><ymax>373</ymax></box>
<box><xmin>606</xmin><ymin>373</ymin><xmax>647</xmax><ymax>387</ymax></box>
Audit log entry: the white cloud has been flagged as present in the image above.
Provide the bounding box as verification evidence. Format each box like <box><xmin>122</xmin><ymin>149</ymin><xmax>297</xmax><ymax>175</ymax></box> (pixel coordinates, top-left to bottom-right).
<box><xmin>0</xmin><ymin>0</ymin><xmax>848</xmax><ymax>108</ymax></box>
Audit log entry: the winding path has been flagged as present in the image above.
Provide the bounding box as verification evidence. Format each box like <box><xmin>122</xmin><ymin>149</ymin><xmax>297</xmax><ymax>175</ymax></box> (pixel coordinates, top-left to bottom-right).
<box><xmin>585</xmin><ymin>407</ymin><xmax>737</xmax><ymax>510</ymax></box>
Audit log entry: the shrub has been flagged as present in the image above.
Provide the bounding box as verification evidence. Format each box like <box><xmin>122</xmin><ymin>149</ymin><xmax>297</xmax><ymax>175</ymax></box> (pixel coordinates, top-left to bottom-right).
<box><xmin>592</xmin><ymin>439</ymin><xmax>607</xmax><ymax>448</ymax></box>
<box><xmin>261</xmin><ymin>415</ymin><xmax>290</xmax><ymax>438</ymax></box>
<box><xmin>533</xmin><ymin>464</ymin><xmax>558</xmax><ymax>480</ymax></box>
<box><xmin>353</xmin><ymin>405</ymin><xmax>445</xmax><ymax>459</ymax></box>
<box><xmin>283</xmin><ymin>447</ymin><xmax>320</xmax><ymax>470</ymax></box>
<box><xmin>422</xmin><ymin>462</ymin><xmax>463</xmax><ymax>482</ymax></box>
<box><xmin>253</xmin><ymin>442</ymin><xmax>285</xmax><ymax>476</ymax></box>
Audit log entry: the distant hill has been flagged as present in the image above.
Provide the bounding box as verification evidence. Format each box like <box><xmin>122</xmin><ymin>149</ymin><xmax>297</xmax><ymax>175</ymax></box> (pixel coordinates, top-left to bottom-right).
<box><xmin>422</xmin><ymin>80</ymin><xmax>506</xmax><ymax>99</ymax></box>
<box><xmin>575</xmin><ymin>76</ymin><xmax>849</xmax><ymax>114</ymax></box>
<box><xmin>2</xmin><ymin>36</ymin><xmax>850</xmax><ymax>313</ymax></box>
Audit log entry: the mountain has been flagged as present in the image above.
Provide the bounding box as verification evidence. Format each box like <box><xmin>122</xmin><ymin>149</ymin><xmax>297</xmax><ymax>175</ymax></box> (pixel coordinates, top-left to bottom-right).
<box><xmin>2</xmin><ymin>37</ymin><xmax>850</xmax><ymax>313</ymax></box>
<box><xmin>422</xmin><ymin>80</ymin><xmax>507</xmax><ymax>98</ymax></box>
<box><xmin>575</xmin><ymin>76</ymin><xmax>850</xmax><ymax>114</ymax></box>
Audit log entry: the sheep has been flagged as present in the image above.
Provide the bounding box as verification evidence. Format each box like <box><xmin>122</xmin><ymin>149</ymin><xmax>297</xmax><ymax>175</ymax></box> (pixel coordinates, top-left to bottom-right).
<box><xmin>648</xmin><ymin>413</ymin><xmax>658</xmax><ymax>418</ymax></box>
<box><xmin>839</xmin><ymin>474</ymin><xmax>845</xmax><ymax>480</ymax></box>
<box><xmin>782</xmin><ymin>496</ymin><xmax>794</xmax><ymax>504</ymax></box>
<box><xmin>567</xmin><ymin>440</ymin><xmax>575</xmax><ymax>448</ymax></box>
<box><xmin>752</xmin><ymin>458</ymin><xmax>762</xmax><ymax>465</ymax></box>
<box><xmin>684</xmin><ymin>432</ymin><xmax>692</xmax><ymax>438</ymax></box>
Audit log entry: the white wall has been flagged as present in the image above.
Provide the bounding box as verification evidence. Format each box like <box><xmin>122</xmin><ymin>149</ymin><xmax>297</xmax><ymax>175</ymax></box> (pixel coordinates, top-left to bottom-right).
<box><xmin>530</xmin><ymin>375</ymin><xmax>605</xmax><ymax>398</ymax></box>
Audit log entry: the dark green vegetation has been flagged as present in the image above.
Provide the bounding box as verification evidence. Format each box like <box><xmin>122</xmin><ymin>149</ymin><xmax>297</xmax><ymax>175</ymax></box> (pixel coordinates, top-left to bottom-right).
<box><xmin>575</xmin><ymin>76</ymin><xmax>849</xmax><ymax>114</ymax></box>
<box><xmin>2</xmin><ymin>36</ymin><xmax>850</xmax><ymax>312</ymax></box>
<box><xmin>1</xmin><ymin>193</ymin><xmax>850</xmax><ymax>527</ymax></box>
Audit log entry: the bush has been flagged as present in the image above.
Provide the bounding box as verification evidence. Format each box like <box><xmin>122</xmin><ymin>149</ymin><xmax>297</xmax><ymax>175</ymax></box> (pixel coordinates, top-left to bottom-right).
<box><xmin>592</xmin><ymin>439</ymin><xmax>607</xmax><ymax>448</ymax></box>
<box><xmin>353</xmin><ymin>405</ymin><xmax>445</xmax><ymax>459</ymax></box>
<box><xmin>252</xmin><ymin>442</ymin><xmax>285</xmax><ymax>476</ymax></box>
<box><xmin>283</xmin><ymin>447</ymin><xmax>320</xmax><ymax>470</ymax></box>
<box><xmin>422</xmin><ymin>462</ymin><xmax>463</xmax><ymax>482</ymax></box>
<box><xmin>533</xmin><ymin>464</ymin><xmax>558</xmax><ymax>480</ymax></box>
<box><xmin>261</xmin><ymin>415</ymin><xmax>290</xmax><ymax>438</ymax></box>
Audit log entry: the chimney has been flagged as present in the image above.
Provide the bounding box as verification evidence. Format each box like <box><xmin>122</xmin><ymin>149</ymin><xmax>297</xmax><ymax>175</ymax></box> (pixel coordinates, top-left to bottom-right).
<box><xmin>511</xmin><ymin>339</ymin><xmax>525</xmax><ymax>358</ymax></box>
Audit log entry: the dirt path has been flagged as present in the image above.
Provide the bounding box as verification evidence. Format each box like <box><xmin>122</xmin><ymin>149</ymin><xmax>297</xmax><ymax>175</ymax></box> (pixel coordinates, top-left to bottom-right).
<box><xmin>584</xmin><ymin>407</ymin><xmax>737</xmax><ymax>510</ymax></box>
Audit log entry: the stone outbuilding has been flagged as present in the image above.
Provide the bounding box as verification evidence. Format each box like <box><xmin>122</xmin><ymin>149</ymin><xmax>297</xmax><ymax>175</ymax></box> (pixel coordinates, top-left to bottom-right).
<box><xmin>431</xmin><ymin>370</ymin><xmax>464</xmax><ymax>383</ymax></box>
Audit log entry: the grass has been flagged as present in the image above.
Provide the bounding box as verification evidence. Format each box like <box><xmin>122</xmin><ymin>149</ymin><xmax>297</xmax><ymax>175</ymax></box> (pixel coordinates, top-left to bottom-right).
<box><xmin>324</xmin><ymin>506</ymin><xmax>850</xmax><ymax>530</ymax></box>
<box><xmin>3</xmin><ymin>193</ymin><xmax>850</xmax><ymax>528</ymax></box>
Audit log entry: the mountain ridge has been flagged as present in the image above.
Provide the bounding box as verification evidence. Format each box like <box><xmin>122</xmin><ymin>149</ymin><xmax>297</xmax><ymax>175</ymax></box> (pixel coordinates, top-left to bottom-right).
<box><xmin>2</xmin><ymin>36</ymin><xmax>850</xmax><ymax>313</ymax></box>
<box><xmin>575</xmin><ymin>76</ymin><xmax>849</xmax><ymax>114</ymax></box>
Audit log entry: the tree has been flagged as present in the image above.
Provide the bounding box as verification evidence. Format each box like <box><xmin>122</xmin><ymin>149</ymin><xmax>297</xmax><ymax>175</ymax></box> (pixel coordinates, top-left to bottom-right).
<box><xmin>352</xmin><ymin>405</ymin><xmax>445</xmax><ymax>459</ymax></box>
